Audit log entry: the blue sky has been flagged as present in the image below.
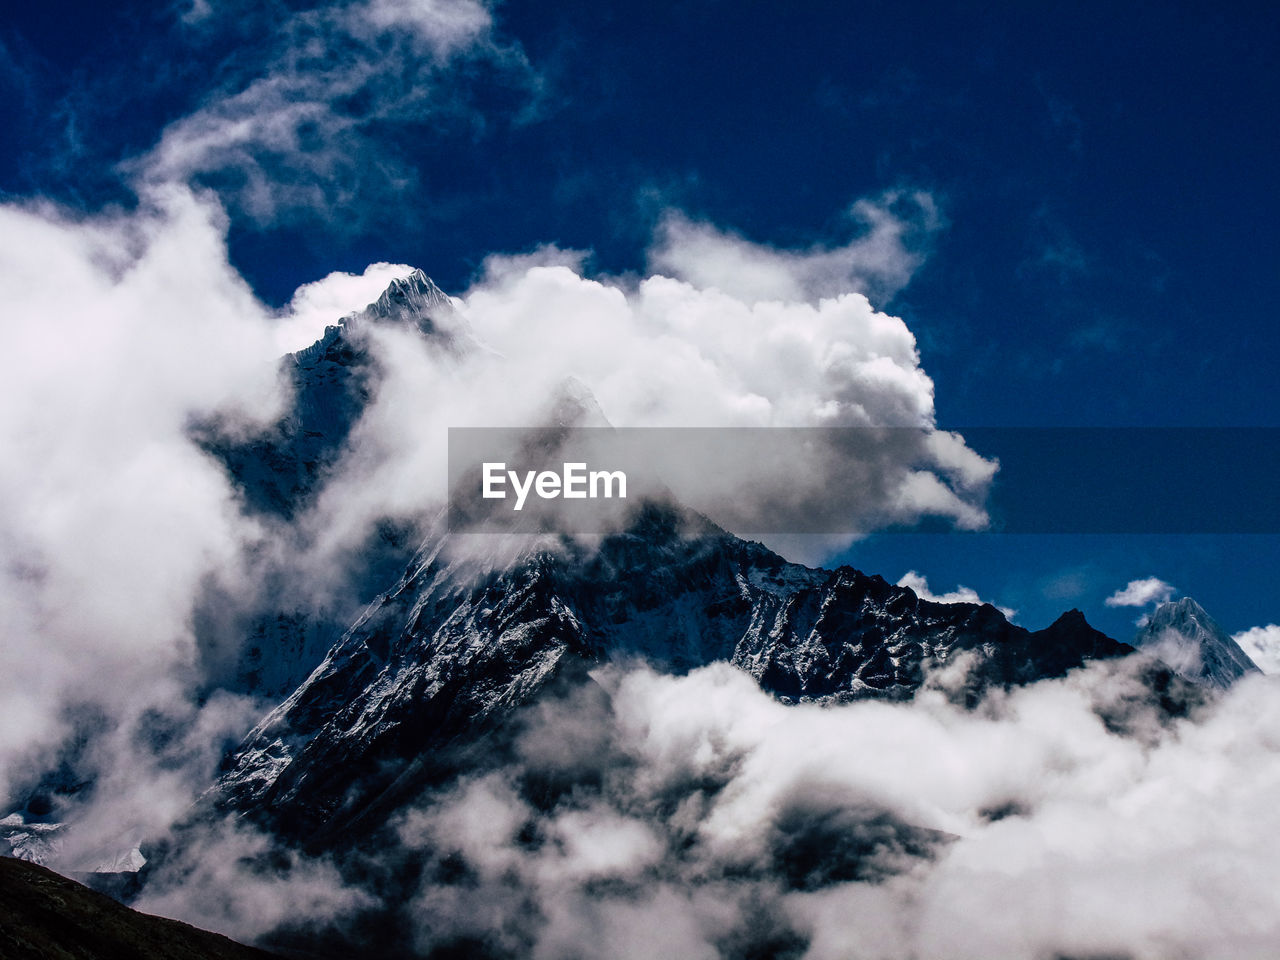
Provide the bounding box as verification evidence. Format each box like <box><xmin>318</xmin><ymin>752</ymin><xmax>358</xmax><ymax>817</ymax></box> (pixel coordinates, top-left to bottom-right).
<box><xmin>2</xmin><ymin>0</ymin><xmax>1277</xmax><ymax>638</ymax></box>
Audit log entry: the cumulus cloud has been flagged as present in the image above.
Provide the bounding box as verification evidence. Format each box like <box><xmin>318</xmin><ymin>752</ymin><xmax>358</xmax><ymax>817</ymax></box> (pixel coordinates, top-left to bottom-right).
<box><xmin>0</xmin><ymin>178</ymin><xmax>992</xmax><ymax>916</ymax></box>
<box><xmin>1105</xmin><ymin>576</ymin><xmax>1176</xmax><ymax>608</ymax></box>
<box><xmin>295</xmin><ymin>253</ymin><xmax>996</xmax><ymax>563</ymax></box>
<box><xmin>1234</xmin><ymin>624</ymin><xmax>1280</xmax><ymax>674</ymax></box>
<box><xmin>273</xmin><ymin>260</ymin><xmax>416</xmax><ymax>352</ymax></box>
<box><xmin>388</xmin><ymin>660</ymin><xmax>1280</xmax><ymax>960</ymax></box>
<box><xmin>649</xmin><ymin>190</ymin><xmax>941</xmax><ymax>306</ymax></box>
<box><xmin>896</xmin><ymin>571</ymin><xmax>1016</xmax><ymax>619</ymax></box>
<box><xmin>0</xmin><ymin>186</ymin><xmax>284</xmax><ymax>802</ymax></box>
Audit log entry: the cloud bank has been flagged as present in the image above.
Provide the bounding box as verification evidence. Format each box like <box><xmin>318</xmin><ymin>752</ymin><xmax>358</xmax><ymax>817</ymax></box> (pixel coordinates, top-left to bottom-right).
<box><xmin>390</xmin><ymin>659</ymin><xmax>1280</xmax><ymax>960</ymax></box>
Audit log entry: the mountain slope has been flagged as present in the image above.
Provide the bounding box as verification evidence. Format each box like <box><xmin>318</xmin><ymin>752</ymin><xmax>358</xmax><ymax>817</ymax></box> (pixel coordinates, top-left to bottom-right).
<box><xmin>216</xmin><ymin>505</ymin><xmax>1133</xmax><ymax>845</ymax></box>
<box><xmin>190</xmin><ymin>270</ymin><xmax>458</xmax><ymax>700</ymax></box>
<box><xmin>184</xmin><ymin>270</ymin><xmax>1132</xmax><ymax>849</ymax></box>
<box><xmin>1135</xmin><ymin>597</ymin><xmax>1261</xmax><ymax>689</ymax></box>
<box><xmin>0</xmin><ymin>856</ymin><xmax>280</xmax><ymax>960</ymax></box>
<box><xmin>199</xmin><ymin>268</ymin><xmax>457</xmax><ymax>521</ymax></box>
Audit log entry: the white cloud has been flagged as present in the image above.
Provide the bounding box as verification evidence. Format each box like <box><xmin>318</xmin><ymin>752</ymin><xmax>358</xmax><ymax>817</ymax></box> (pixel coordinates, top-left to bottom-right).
<box><xmin>1234</xmin><ymin>624</ymin><xmax>1280</xmax><ymax>674</ymax></box>
<box><xmin>649</xmin><ymin>190</ymin><xmax>941</xmax><ymax>307</ymax></box>
<box><xmin>274</xmin><ymin>260</ymin><xmax>416</xmax><ymax>352</ymax></box>
<box><xmin>0</xmin><ymin>188</ymin><xmax>342</xmax><ymax>931</ymax></box>
<box><xmin>133</xmin><ymin>816</ymin><xmax>372</xmax><ymax>943</ymax></box>
<box><xmin>395</xmin><ymin>660</ymin><xmax>1280</xmax><ymax>960</ymax></box>
<box><xmin>1105</xmin><ymin>576</ymin><xmax>1176</xmax><ymax>608</ymax></box>
<box><xmin>351</xmin><ymin>0</ymin><xmax>493</xmax><ymax>57</ymax></box>
<box><xmin>897</xmin><ymin>571</ymin><xmax>1016</xmax><ymax>619</ymax></box>
<box><xmin>133</xmin><ymin>0</ymin><xmax>532</xmax><ymax>225</ymax></box>
<box><xmin>297</xmin><ymin>248</ymin><xmax>995</xmax><ymax>562</ymax></box>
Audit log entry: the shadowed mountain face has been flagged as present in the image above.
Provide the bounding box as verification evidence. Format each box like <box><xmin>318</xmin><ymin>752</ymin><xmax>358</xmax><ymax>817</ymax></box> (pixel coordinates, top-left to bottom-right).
<box><xmin>187</xmin><ymin>271</ymin><xmax>459</xmax><ymax>700</ymax></box>
<box><xmin>0</xmin><ymin>856</ymin><xmax>280</xmax><ymax>960</ymax></box>
<box><xmin>197</xmin><ymin>269</ymin><xmax>456</xmax><ymax>522</ymax></box>
<box><xmin>216</xmin><ymin>503</ymin><xmax>1133</xmax><ymax>845</ymax></box>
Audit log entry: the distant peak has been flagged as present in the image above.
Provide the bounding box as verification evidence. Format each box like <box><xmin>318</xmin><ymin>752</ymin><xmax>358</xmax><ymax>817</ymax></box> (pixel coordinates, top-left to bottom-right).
<box><xmin>366</xmin><ymin>269</ymin><xmax>453</xmax><ymax>325</ymax></box>
<box><xmin>1137</xmin><ymin>595</ymin><xmax>1260</xmax><ymax>688</ymax></box>
<box><xmin>289</xmin><ymin>269</ymin><xmax>469</xmax><ymax>367</ymax></box>
<box><xmin>1147</xmin><ymin>596</ymin><xmax>1213</xmax><ymax>630</ymax></box>
<box><xmin>1052</xmin><ymin>608</ymin><xmax>1089</xmax><ymax>627</ymax></box>
<box><xmin>547</xmin><ymin>377</ymin><xmax>612</xmax><ymax>428</ymax></box>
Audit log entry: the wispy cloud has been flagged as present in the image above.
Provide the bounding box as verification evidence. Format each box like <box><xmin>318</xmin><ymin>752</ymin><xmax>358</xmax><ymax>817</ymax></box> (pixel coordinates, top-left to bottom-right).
<box><xmin>128</xmin><ymin>0</ymin><xmax>537</xmax><ymax>225</ymax></box>
<box><xmin>649</xmin><ymin>190</ymin><xmax>942</xmax><ymax>307</ymax></box>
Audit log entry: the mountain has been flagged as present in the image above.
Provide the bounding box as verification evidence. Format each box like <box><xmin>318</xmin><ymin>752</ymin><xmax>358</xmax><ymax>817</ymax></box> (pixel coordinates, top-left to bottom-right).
<box><xmin>0</xmin><ymin>856</ymin><xmax>281</xmax><ymax>960</ymax></box>
<box><xmin>9</xmin><ymin>271</ymin><xmax>1147</xmax><ymax>865</ymax></box>
<box><xmin>215</xmin><ymin>501</ymin><xmax>1133</xmax><ymax>847</ymax></box>
<box><xmin>191</xmin><ymin>271</ymin><xmax>1142</xmax><ymax>850</ymax></box>
<box><xmin>189</xmin><ymin>269</ymin><xmax>460</xmax><ymax>700</ymax></box>
<box><xmin>0</xmin><ymin>269</ymin><xmax>1180</xmax><ymax>960</ymax></box>
<box><xmin>199</xmin><ymin>268</ymin><xmax>458</xmax><ymax>522</ymax></box>
<box><xmin>0</xmin><ymin>814</ymin><xmax>62</xmax><ymax>867</ymax></box>
<box><xmin>1135</xmin><ymin>597</ymin><xmax>1261</xmax><ymax>689</ymax></box>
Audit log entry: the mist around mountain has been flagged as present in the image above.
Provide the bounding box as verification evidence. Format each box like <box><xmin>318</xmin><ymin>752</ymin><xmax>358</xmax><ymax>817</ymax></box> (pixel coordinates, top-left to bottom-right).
<box><xmin>1135</xmin><ymin>597</ymin><xmax>1262</xmax><ymax>689</ymax></box>
<box><xmin>4</xmin><ymin>269</ymin><xmax>1279</xmax><ymax>960</ymax></box>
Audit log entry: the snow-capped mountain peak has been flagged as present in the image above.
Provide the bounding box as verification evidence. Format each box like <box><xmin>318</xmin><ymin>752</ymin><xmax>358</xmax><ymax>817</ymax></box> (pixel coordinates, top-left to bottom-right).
<box><xmin>1135</xmin><ymin>596</ymin><xmax>1260</xmax><ymax>689</ymax></box>
<box><xmin>364</xmin><ymin>268</ymin><xmax>454</xmax><ymax>328</ymax></box>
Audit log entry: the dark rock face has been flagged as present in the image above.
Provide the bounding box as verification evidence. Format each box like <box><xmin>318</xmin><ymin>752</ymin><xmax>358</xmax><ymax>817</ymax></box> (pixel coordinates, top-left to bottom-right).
<box><xmin>0</xmin><ymin>855</ymin><xmax>281</xmax><ymax>959</ymax></box>
<box><xmin>217</xmin><ymin>505</ymin><xmax>1133</xmax><ymax>844</ymax></box>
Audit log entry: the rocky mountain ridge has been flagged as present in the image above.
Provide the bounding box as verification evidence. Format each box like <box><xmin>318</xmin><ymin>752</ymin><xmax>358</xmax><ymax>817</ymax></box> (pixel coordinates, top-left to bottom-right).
<box><xmin>215</xmin><ymin>503</ymin><xmax>1133</xmax><ymax>845</ymax></box>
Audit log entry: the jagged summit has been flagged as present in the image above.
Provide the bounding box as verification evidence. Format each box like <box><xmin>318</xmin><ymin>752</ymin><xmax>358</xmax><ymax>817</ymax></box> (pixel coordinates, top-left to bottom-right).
<box><xmin>364</xmin><ymin>268</ymin><xmax>454</xmax><ymax>326</ymax></box>
<box><xmin>1136</xmin><ymin>596</ymin><xmax>1260</xmax><ymax>689</ymax></box>
<box><xmin>292</xmin><ymin>269</ymin><xmax>455</xmax><ymax>365</ymax></box>
<box><xmin>190</xmin><ymin>269</ymin><xmax>466</xmax><ymax>697</ymax></box>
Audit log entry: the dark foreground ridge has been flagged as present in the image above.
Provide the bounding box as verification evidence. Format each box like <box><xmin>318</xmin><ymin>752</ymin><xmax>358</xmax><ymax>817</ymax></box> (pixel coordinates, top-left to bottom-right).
<box><xmin>0</xmin><ymin>856</ymin><xmax>280</xmax><ymax>960</ymax></box>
